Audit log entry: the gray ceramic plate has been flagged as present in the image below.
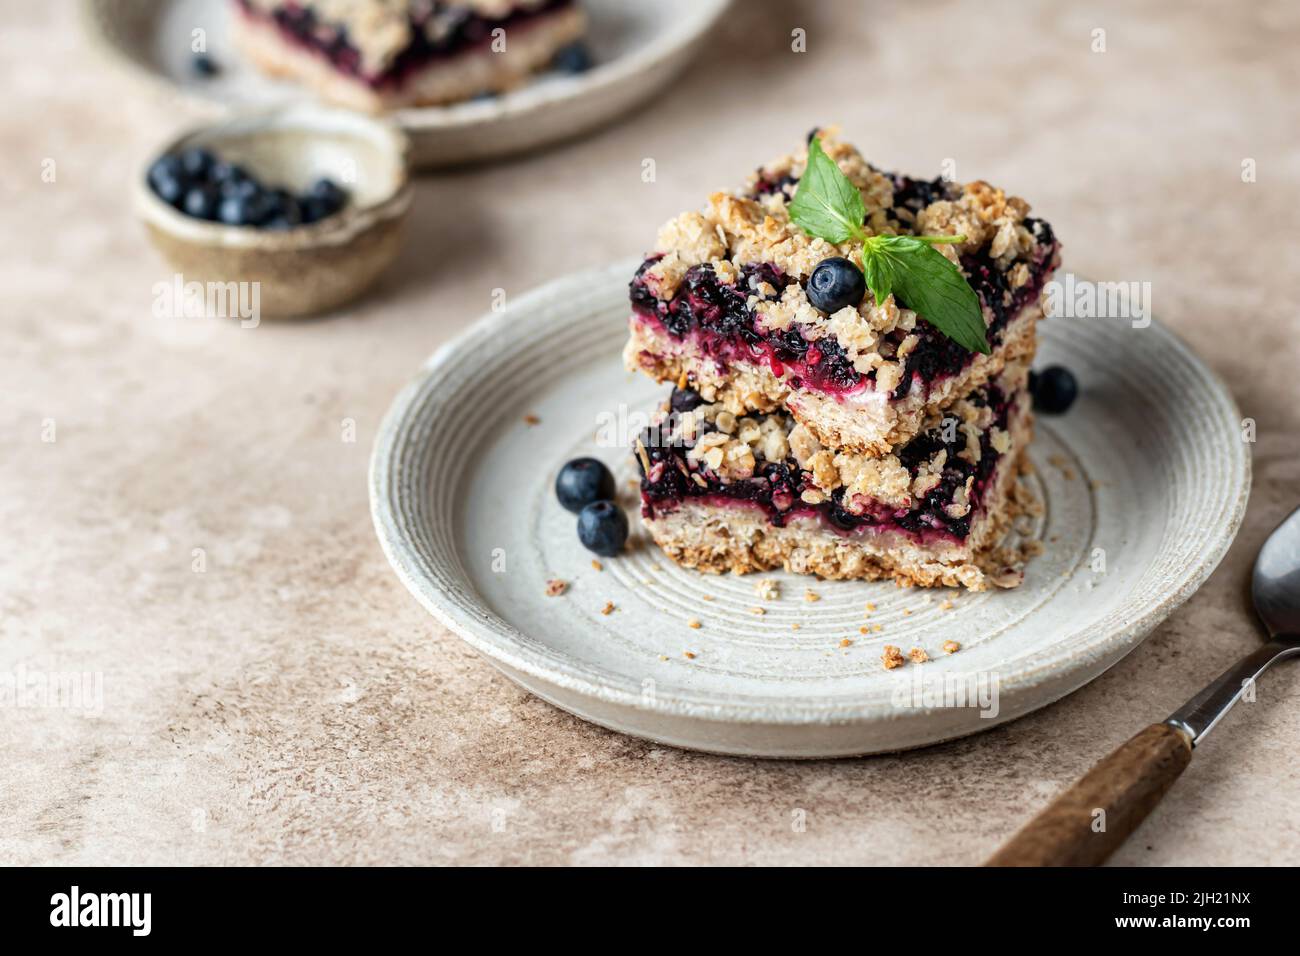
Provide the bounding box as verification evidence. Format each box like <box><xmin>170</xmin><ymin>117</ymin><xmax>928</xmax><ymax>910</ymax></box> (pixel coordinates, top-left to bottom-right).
<box><xmin>370</xmin><ymin>260</ymin><xmax>1250</xmax><ymax>757</ymax></box>
<box><xmin>81</xmin><ymin>0</ymin><xmax>730</xmax><ymax>167</ymax></box>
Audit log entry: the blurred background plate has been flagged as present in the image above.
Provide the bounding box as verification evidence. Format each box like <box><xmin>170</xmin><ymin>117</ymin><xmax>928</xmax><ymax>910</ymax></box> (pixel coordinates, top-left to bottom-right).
<box><xmin>81</xmin><ymin>0</ymin><xmax>731</xmax><ymax>168</ymax></box>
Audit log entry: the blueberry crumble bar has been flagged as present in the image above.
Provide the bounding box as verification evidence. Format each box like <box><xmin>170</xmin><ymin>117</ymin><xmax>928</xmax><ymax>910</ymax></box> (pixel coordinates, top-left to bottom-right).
<box><xmin>624</xmin><ymin>129</ymin><xmax>1060</xmax><ymax>456</ymax></box>
<box><xmin>635</xmin><ymin>363</ymin><xmax>1035</xmax><ymax>591</ymax></box>
<box><xmin>232</xmin><ymin>0</ymin><xmax>586</xmax><ymax>111</ymax></box>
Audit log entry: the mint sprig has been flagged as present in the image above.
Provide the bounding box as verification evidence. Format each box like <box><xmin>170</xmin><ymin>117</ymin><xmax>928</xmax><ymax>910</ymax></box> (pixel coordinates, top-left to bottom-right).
<box><xmin>789</xmin><ymin>137</ymin><xmax>990</xmax><ymax>355</ymax></box>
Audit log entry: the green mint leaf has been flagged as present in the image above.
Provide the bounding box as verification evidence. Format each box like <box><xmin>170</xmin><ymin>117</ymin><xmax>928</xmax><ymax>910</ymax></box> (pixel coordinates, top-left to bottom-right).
<box><xmin>859</xmin><ymin>242</ymin><xmax>895</xmax><ymax>309</ymax></box>
<box><xmin>788</xmin><ymin>137</ymin><xmax>866</xmax><ymax>244</ymax></box>
<box><xmin>863</xmin><ymin>236</ymin><xmax>990</xmax><ymax>355</ymax></box>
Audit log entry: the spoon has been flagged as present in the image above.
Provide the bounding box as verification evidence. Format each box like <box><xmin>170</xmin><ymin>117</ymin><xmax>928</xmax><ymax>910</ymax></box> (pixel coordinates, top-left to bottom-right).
<box><xmin>986</xmin><ymin>505</ymin><xmax>1300</xmax><ymax>866</ymax></box>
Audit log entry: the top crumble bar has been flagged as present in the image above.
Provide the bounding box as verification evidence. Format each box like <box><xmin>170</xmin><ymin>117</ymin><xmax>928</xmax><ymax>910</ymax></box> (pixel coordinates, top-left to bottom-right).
<box><xmin>623</xmin><ymin>127</ymin><xmax>1061</xmax><ymax>456</ymax></box>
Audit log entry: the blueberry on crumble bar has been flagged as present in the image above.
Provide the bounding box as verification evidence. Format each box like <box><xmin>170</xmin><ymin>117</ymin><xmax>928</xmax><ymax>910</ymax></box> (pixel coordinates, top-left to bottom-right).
<box><xmin>232</xmin><ymin>0</ymin><xmax>587</xmax><ymax>111</ymax></box>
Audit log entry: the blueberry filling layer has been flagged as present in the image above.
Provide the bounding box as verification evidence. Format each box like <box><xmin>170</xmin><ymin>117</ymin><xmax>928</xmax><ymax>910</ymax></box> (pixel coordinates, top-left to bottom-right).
<box><xmin>638</xmin><ymin>382</ymin><xmax>1022</xmax><ymax>542</ymax></box>
<box><xmin>236</xmin><ymin>0</ymin><xmax>574</xmax><ymax>89</ymax></box>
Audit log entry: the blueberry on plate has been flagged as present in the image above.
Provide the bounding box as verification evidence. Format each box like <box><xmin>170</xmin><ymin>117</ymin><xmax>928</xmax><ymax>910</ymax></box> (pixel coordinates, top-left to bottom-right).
<box><xmin>182</xmin><ymin>184</ymin><xmax>219</xmax><ymax>220</ymax></box>
<box><xmin>552</xmin><ymin>42</ymin><xmax>592</xmax><ymax>74</ymax></box>
<box><xmin>192</xmin><ymin>53</ymin><xmax>220</xmax><ymax>77</ymax></box>
<box><xmin>179</xmin><ymin>146</ymin><xmax>216</xmax><ymax>180</ymax></box>
<box><xmin>577</xmin><ymin>501</ymin><xmax>628</xmax><ymax>557</ymax></box>
<box><xmin>556</xmin><ymin>457</ymin><xmax>615</xmax><ymax>514</ymax></box>
<box><xmin>807</xmin><ymin>256</ymin><xmax>866</xmax><ymax>313</ymax></box>
<box><xmin>1032</xmin><ymin>365</ymin><xmax>1079</xmax><ymax>414</ymax></box>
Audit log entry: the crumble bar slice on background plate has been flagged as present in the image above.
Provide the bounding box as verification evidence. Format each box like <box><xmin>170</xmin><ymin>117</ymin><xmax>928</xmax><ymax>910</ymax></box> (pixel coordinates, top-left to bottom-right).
<box><xmin>232</xmin><ymin>0</ymin><xmax>586</xmax><ymax>111</ymax></box>
<box><xmin>636</xmin><ymin>363</ymin><xmax>1035</xmax><ymax>591</ymax></box>
<box><xmin>624</xmin><ymin>129</ymin><xmax>1060</xmax><ymax>456</ymax></box>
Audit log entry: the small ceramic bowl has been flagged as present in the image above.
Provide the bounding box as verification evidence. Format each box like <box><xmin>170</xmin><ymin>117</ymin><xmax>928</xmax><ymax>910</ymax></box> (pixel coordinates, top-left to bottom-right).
<box><xmin>135</xmin><ymin>104</ymin><xmax>412</xmax><ymax>318</ymax></box>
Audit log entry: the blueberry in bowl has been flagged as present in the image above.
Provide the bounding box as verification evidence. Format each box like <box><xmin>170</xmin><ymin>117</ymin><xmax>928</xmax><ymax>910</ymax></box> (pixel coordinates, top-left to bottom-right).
<box><xmin>148</xmin><ymin>149</ymin><xmax>350</xmax><ymax>229</ymax></box>
<box><xmin>135</xmin><ymin>105</ymin><xmax>413</xmax><ymax>318</ymax></box>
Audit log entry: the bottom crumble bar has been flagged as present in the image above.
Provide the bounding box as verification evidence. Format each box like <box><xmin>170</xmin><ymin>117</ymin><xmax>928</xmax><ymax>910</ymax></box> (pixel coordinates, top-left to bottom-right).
<box><xmin>636</xmin><ymin>365</ymin><xmax>1036</xmax><ymax>591</ymax></box>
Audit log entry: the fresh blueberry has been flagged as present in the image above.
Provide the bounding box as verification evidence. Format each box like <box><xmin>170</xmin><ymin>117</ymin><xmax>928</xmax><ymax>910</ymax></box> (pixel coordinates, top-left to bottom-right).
<box><xmin>669</xmin><ymin>386</ymin><xmax>705</xmax><ymax>413</ymax></box>
<box><xmin>182</xmin><ymin>184</ymin><xmax>219</xmax><ymax>220</ymax></box>
<box><xmin>147</xmin><ymin>154</ymin><xmax>183</xmax><ymax>188</ymax></box>
<box><xmin>1032</xmin><ymin>365</ymin><xmax>1079</xmax><ymax>414</ymax></box>
<box><xmin>192</xmin><ymin>53</ymin><xmax>220</xmax><ymax>77</ymax></box>
<box><xmin>179</xmin><ymin>147</ymin><xmax>216</xmax><ymax>181</ymax></box>
<box><xmin>220</xmin><ymin>177</ymin><xmax>260</xmax><ymax>200</ymax></box>
<box><xmin>807</xmin><ymin>256</ymin><xmax>866</xmax><ymax>313</ymax></box>
<box><xmin>308</xmin><ymin>178</ymin><xmax>346</xmax><ymax>208</ymax></box>
<box><xmin>552</xmin><ymin>42</ymin><xmax>592</xmax><ymax>74</ymax></box>
<box><xmin>217</xmin><ymin>192</ymin><xmax>265</xmax><ymax>226</ymax></box>
<box><xmin>577</xmin><ymin>501</ymin><xmax>628</xmax><ymax>557</ymax></box>
<box><xmin>211</xmin><ymin>161</ymin><xmax>250</xmax><ymax>187</ymax></box>
<box><xmin>262</xmin><ymin>189</ymin><xmax>302</xmax><ymax>229</ymax></box>
<box><xmin>555</xmin><ymin>457</ymin><xmax>616</xmax><ymax>514</ymax></box>
<box><xmin>154</xmin><ymin>175</ymin><xmax>185</xmax><ymax>206</ymax></box>
<box><xmin>299</xmin><ymin>197</ymin><xmax>330</xmax><ymax>224</ymax></box>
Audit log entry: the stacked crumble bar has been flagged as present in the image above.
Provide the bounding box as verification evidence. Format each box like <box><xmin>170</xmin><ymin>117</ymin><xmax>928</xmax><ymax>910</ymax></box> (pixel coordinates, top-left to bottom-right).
<box><xmin>233</xmin><ymin>0</ymin><xmax>586</xmax><ymax>111</ymax></box>
<box><xmin>626</xmin><ymin>131</ymin><xmax>1060</xmax><ymax>590</ymax></box>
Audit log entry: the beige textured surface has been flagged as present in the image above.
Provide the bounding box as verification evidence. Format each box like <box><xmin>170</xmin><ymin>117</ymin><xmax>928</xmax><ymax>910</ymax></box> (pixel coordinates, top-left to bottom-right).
<box><xmin>2</xmin><ymin>0</ymin><xmax>1298</xmax><ymax>866</ymax></box>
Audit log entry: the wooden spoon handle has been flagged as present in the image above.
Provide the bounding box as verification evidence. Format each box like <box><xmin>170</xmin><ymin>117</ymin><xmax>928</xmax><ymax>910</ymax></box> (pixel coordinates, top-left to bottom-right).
<box><xmin>985</xmin><ymin>723</ymin><xmax>1193</xmax><ymax>867</ymax></box>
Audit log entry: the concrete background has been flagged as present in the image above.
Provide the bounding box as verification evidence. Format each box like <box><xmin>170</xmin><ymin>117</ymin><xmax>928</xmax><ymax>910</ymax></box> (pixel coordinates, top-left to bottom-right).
<box><xmin>1</xmin><ymin>0</ymin><xmax>1297</xmax><ymax>865</ymax></box>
